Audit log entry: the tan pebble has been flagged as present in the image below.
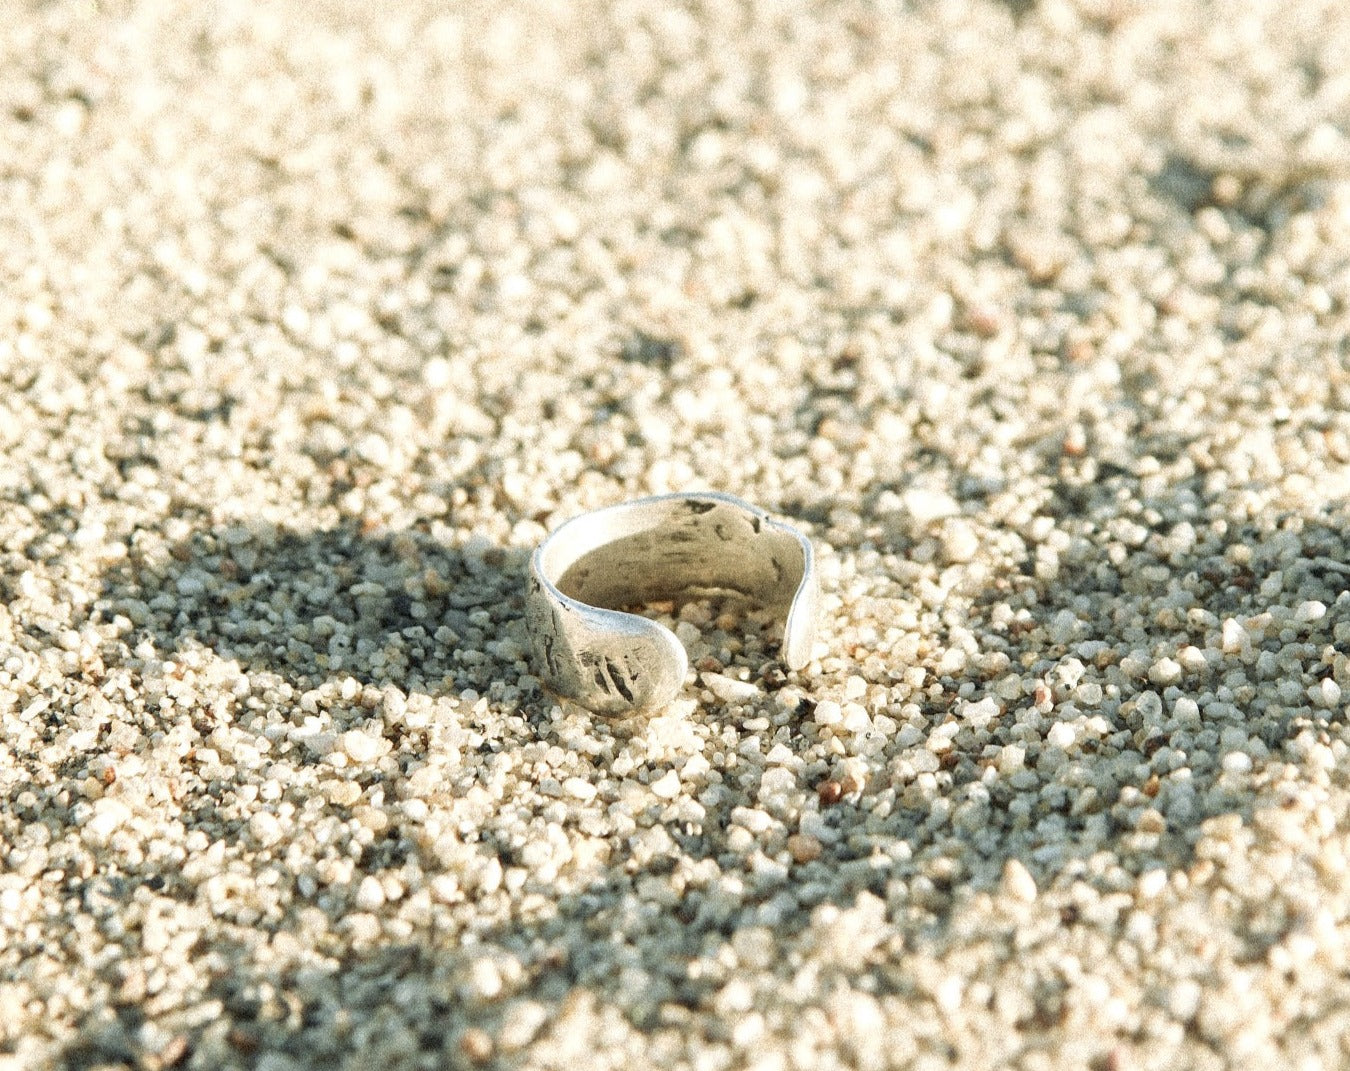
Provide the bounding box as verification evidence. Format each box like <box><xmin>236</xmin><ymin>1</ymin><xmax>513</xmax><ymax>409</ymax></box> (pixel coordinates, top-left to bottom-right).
<box><xmin>1136</xmin><ymin>808</ymin><xmax>1166</xmax><ymax>834</ymax></box>
<box><xmin>157</xmin><ymin>1034</ymin><xmax>190</xmax><ymax>1068</ymax></box>
<box><xmin>1211</xmin><ymin>172</ymin><xmax>1242</xmax><ymax>205</ymax></box>
<box><xmin>325</xmin><ymin>779</ymin><xmax>363</xmax><ymax>807</ymax></box>
<box><xmin>228</xmin><ymin>1028</ymin><xmax>259</xmax><ymax>1054</ymax></box>
<box><xmin>787</xmin><ymin>833</ymin><xmax>823</xmax><ymax>864</ymax></box>
<box><xmin>1063</xmin><ymin>336</ymin><xmax>1094</xmax><ymax>363</ymax></box>
<box><xmin>817</xmin><ymin>779</ymin><xmax>843</xmax><ymax>805</ymax></box>
<box><xmin>963</xmin><ymin>302</ymin><xmax>1002</xmax><ymax>337</ymax></box>
<box><xmin>460</xmin><ymin>1028</ymin><xmax>494</xmax><ymax>1064</ymax></box>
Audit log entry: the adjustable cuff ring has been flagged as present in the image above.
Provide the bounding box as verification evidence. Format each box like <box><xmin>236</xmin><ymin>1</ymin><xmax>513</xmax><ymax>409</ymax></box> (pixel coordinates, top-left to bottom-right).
<box><xmin>524</xmin><ymin>492</ymin><xmax>818</xmax><ymax>716</ymax></box>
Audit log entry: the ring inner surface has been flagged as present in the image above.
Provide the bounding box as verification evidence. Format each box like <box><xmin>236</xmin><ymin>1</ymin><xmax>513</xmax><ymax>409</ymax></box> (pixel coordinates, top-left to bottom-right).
<box><xmin>546</xmin><ymin>499</ymin><xmax>804</xmax><ymax>611</ymax></box>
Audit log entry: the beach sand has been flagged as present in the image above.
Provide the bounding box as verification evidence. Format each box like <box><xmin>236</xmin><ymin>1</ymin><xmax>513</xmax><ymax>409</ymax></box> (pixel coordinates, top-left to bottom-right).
<box><xmin>3</xmin><ymin>1</ymin><xmax>1350</xmax><ymax>1067</ymax></box>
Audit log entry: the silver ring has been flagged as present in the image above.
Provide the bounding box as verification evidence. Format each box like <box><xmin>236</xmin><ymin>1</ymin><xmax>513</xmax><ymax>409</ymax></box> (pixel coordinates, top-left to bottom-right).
<box><xmin>524</xmin><ymin>492</ymin><xmax>818</xmax><ymax>716</ymax></box>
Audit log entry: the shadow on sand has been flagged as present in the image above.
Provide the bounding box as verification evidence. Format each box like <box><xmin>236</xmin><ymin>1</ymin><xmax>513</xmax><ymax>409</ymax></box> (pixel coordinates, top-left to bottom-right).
<box><xmin>56</xmin><ymin>484</ymin><xmax>1350</xmax><ymax>1068</ymax></box>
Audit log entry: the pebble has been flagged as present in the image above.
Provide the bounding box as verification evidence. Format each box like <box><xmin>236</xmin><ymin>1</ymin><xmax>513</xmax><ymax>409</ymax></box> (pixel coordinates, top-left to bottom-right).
<box><xmin>1001</xmin><ymin>859</ymin><xmax>1038</xmax><ymax>903</ymax></box>
<box><xmin>1309</xmin><ymin>678</ymin><xmax>1341</xmax><ymax>709</ymax></box>
<box><xmin>787</xmin><ymin>833</ymin><xmax>824</xmax><ymax>864</ymax></box>
<box><xmin>459</xmin><ymin>1028</ymin><xmax>494</xmax><ymax>1064</ymax></box>
<box><xmin>563</xmin><ymin>776</ymin><xmax>598</xmax><ymax>801</ymax></box>
<box><xmin>1148</xmin><ymin>658</ymin><xmax>1183</xmax><ymax>686</ymax></box>
<box><xmin>83</xmin><ymin>798</ymin><xmax>132</xmax><ymax>844</ymax></box>
<box><xmin>703</xmin><ymin>672</ymin><xmax>760</xmax><ymax>704</ymax></box>
<box><xmin>812</xmin><ymin>700</ymin><xmax>844</xmax><ymax>727</ymax></box>
<box><xmin>902</xmin><ymin>488</ymin><xmax>960</xmax><ymax>524</ymax></box>
<box><xmin>340</xmin><ymin>729</ymin><xmax>386</xmax><ymax>763</ymax></box>
<box><xmin>650</xmin><ymin>770</ymin><xmax>682</xmax><ymax>799</ymax></box>
<box><xmin>355</xmin><ymin>876</ymin><xmax>386</xmax><ymax>911</ymax></box>
<box><xmin>941</xmin><ymin>519</ymin><xmax>980</xmax><ymax>564</ymax></box>
<box><xmin>1138</xmin><ymin>869</ymin><xmax>1169</xmax><ymax>900</ymax></box>
<box><xmin>248</xmin><ymin>811</ymin><xmax>283</xmax><ymax>847</ymax></box>
<box><xmin>840</xmin><ymin>703</ymin><xmax>871</xmax><ymax>734</ymax></box>
<box><xmin>1295</xmin><ymin>600</ymin><xmax>1327</xmax><ymax>623</ymax></box>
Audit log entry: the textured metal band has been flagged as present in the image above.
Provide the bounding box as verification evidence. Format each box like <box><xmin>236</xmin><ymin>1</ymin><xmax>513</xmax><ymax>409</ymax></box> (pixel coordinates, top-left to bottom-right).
<box><xmin>524</xmin><ymin>492</ymin><xmax>818</xmax><ymax>716</ymax></box>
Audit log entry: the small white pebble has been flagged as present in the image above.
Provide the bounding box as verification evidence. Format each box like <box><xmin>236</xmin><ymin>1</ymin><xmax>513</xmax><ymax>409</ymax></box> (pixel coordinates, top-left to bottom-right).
<box><xmin>902</xmin><ymin>488</ymin><xmax>960</xmax><ymax>523</ymax></box>
<box><xmin>813</xmin><ymin>700</ymin><xmax>843</xmax><ymax>727</ymax></box>
<box><xmin>563</xmin><ymin>777</ymin><xmax>597</xmax><ymax>801</ymax></box>
<box><xmin>1295</xmin><ymin>600</ymin><xmax>1327</xmax><ymax>623</ymax></box>
<box><xmin>650</xmin><ymin>770</ymin><xmax>681</xmax><ymax>799</ymax></box>
<box><xmin>84</xmin><ymin>798</ymin><xmax>131</xmax><ymax>843</ymax></box>
<box><xmin>1171</xmin><ymin>696</ymin><xmax>1200</xmax><ymax>726</ymax></box>
<box><xmin>1168</xmin><ymin>979</ymin><xmax>1201</xmax><ymax>1020</ymax></box>
<box><xmin>732</xmin><ymin>807</ymin><xmax>774</xmax><ymax>834</ymax></box>
<box><xmin>341</xmin><ymin>729</ymin><xmax>384</xmax><ymax>763</ymax></box>
<box><xmin>941</xmin><ymin>519</ymin><xmax>980</xmax><ymax>563</ymax></box>
<box><xmin>840</xmin><ymin>703</ymin><xmax>871</xmax><ymax>733</ymax></box>
<box><xmin>356</xmin><ymin>875</ymin><xmax>386</xmax><ymax>911</ymax></box>
<box><xmin>1176</xmin><ymin>645</ymin><xmax>1208</xmax><ymax>673</ymax></box>
<box><xmin>1221</xmin><ymin>751</ymin><xmax>1253</xmax><ymax>774</ymax></box>
<box><xmin>1138</xmin><ymin>868</ymin><xmax>1168</xmax><ymax>899</ymax></box>
<box><xmin>423</xmin><ymin>357</ymin><xmax>453</xmax><ymax>389</ymax></box>
<box><xmin>248</xmin><ymin>811</ymin><xmax>282</xmax><ymax>847</ymax></box>
<box><xmin>934</xmin><ymin>975</ymin><xmax>964</xmax><ymax>1014</ymax></box>
<box><xmin>1001</xmin><ymin>858</ymin><xmax>1037</xmax><ymax>903</ymax></box>
<box><xmin>1310</xmin><ymin>678</ymin><xmax>1341</xmax><ymax>709</ymax></box>
<box><xmin>682</xmin><ymin>753</ymin><xmax>711</xmax><ymax>780</ymax></box>
<box><xmin>1149</xmin><ymin>657</ymin><xmax>1182</xmax><ymax>686</ymax></box>
<box><xmin>961</xmin><ymin>696</ymin><xmax>1000</xmax><ymax>728</ymax></box>
<box><xmin>703</xmin><ymin>673</ymin><xmax>759</xmax><ymax>703</ymax></box>
<box><xmin>497</xmin><ymin>1001</ymin><xmax>549</xmax><ymax>1051</ymax></box>
<box><xmin>765</xmin><ymin>743</ymin><xmax>795</xmax><ymax>765</ymax></box>
<box><xmin>468</xmin><ymin>958</ymin><xmax>502</xmax><ymax>1000</ymax></box>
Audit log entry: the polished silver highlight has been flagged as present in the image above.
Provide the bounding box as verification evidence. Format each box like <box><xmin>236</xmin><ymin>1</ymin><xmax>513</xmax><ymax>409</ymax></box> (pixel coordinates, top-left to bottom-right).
<box><xmin>525</xmin><ymin>492</ymin><xmax>818</xmax><ymax>716</ymax></box>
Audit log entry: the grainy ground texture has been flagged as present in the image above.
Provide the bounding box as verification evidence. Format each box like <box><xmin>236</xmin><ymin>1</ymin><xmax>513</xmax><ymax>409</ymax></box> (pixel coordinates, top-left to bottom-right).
<box><xmin>3</xmin><ymin>0</ymin><xmax>1350</xmax><ymax>1068</ymax></box>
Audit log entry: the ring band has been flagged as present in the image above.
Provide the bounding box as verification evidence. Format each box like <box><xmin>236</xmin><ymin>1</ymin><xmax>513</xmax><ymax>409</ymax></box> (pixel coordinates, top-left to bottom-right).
<box><xmin>524</xmin><ymin>492</ymin><xmax>818</xmax><ymax>715</ymax></box>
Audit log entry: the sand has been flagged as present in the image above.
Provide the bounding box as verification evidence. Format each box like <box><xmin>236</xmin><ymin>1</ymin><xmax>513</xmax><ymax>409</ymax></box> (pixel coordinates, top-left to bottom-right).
<box><xmin>3</xmin><ymin>1</ymin><xmax>1350</xmax><ymax>1068</ymax></box>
